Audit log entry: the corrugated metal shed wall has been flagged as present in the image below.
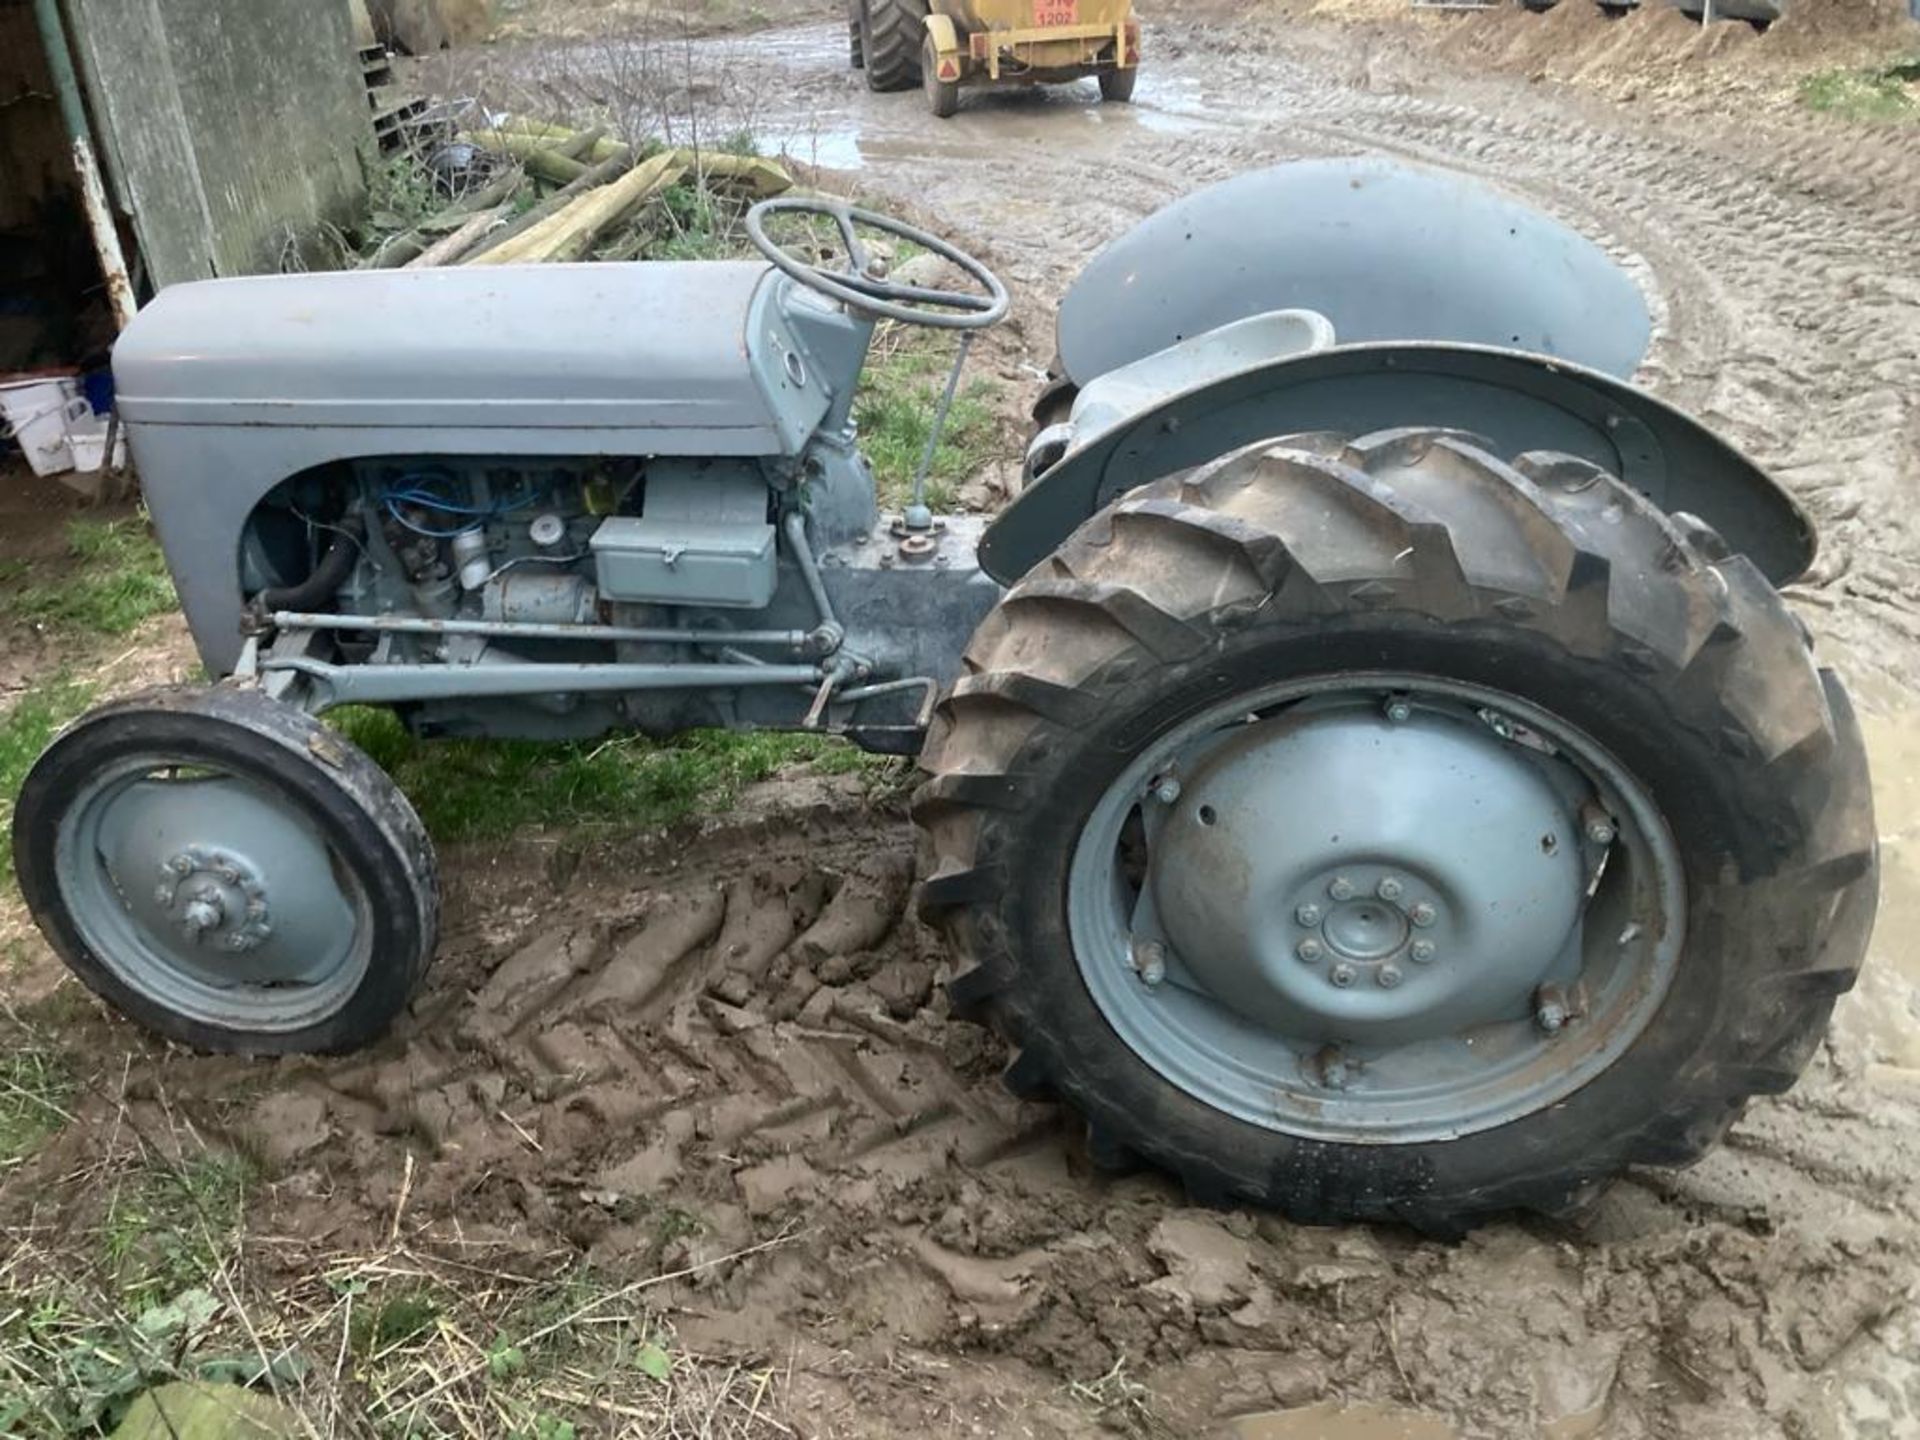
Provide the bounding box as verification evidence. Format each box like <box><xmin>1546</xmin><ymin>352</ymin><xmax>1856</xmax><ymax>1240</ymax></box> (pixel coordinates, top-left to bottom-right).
<box><xmin>67</xmin><ymin>0</ymin><xmax>370</xmax><ymax>287</ymax></box>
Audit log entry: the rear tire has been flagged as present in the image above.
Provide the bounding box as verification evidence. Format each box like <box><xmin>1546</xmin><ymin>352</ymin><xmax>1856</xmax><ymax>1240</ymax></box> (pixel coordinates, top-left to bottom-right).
<box><xmin>849</xmin><ymin>0</ymin><xmax>865</xmax><ymax>68</ymax></box>
<box><xmin>1099</xmin><ymin>66</ymin><xmax>1138</xmax><ymax>103</ymax></box>
<box><xmin>924</xmin><ymin>35</ymin><xmax>961</xmax><ymax>118</ymax></box>
<box><xmin>14</xmin><ymin>686</ymin><xmax>438</xmax><ymax>1055</ymax></box>
<box><xmin>865</xmin><ymin>0</ymin><xmax>925</xmax><ymax>92</ymax></box>
<box><xmin>915</xmin><ymin>429</ymin><xmax>1876</xmax><ymax>1229</ymax></box>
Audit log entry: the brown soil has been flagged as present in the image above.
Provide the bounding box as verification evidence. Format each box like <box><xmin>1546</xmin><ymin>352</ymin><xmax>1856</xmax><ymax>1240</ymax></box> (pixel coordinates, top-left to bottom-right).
<box><xmin>8</xmin><ymin>2</ymin><xmax>1920</xmax><ymax>1436</ymax></box>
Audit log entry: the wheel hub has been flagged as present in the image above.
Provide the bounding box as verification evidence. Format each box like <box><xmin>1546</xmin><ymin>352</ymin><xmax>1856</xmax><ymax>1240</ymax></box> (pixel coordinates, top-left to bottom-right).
<box><xmin>152</xmin><ymin>846</ymin><xmax>273</xmax><ymax>953</ymax></box>
<box><xmin>1149</xmin><ymin>702</ymin><xmax>1589</xmax><ymax>1045</ymax></box>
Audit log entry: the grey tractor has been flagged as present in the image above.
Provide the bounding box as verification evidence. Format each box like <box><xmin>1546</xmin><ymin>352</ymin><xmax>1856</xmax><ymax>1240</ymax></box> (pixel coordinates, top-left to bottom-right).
<box><xmin>13</xmin><ymin>159</ymin><xmax>1877</xmax><ymax>1229</ymax></box>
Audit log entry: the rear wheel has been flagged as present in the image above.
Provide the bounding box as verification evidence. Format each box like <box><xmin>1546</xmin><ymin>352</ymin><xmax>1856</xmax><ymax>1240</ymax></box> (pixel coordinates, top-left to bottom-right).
<box><xmin>864</xmin><ymin>0</ymin><xmax>925</xmax><ymax>92</ymax></box>
<box><xmin>13</xmin><ymin>686</ymin><xmax>438</xmax><ymax>1055</ymax></box>
<box><xmin>849</xmin><ymin>0</ymin><xmax>865</xmax><ymax>68</ymax></box>
<box><xmin>924</xmin><ymin>35</ymin><xmax>961</xmax><ymax>118</ymax></box>
<box><xmin>915</xmin><ymin>429</ymin><xmax>1876</xmax><ymax>1228</ymax></box>
<box><xmin>1099</xmin><ymin>65</ymin><xmax>1138</xmax><ymax>103</ymax></box>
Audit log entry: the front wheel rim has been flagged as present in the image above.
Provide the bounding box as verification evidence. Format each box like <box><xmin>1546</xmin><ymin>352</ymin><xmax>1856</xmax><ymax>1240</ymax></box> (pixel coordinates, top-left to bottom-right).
<box><xmin>55</xmin><ymin>751</ymin><xmax>375</xmax><ymax>1034</ymax></box>
<box><xmin>1066</xmin><ymin>672</ymin><xmax>1686</xmax><ymax>1144</ymax></box>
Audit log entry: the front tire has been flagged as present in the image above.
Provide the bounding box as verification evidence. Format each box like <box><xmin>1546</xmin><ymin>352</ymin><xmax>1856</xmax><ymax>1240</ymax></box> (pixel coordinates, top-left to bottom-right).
<box><xmin>915</xmin><ymin>429</ymin><xmax>1876</xmax><ymax>1228</ymax></box>
<box><xmin>14</xmin><ymin>686</ymin><xmax>439</xmax><ymax>1055</ymax></box>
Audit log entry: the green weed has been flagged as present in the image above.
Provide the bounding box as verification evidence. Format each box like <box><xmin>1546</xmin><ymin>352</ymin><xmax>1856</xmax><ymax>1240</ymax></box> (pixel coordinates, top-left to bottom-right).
<box><xmin>99</xmin><ymin>1150</ymin><xmax>257</xmax><ymax>1303</ymax></box>
<box><xmin>0</xmin><ymin>675</ymin><xmax>97</xmax><ymax>886</ymax></box>
<box><xmin>331</xmin><ymin>708</ymin><xmax>884</xmax><ymax>843</ymax></box>
<box><xmin>855</xmin><ymin>326</ymin><xmax>1002</xmax><ymax>511</ymax></box>
<box><xmin>7</xmin><ymin>517</ymin><xmax>176</xmax><ymax>637</ymax></box>
<box><xmin>0</xmin><ymin>1043</ymin><xmax>74</xmax><ymax>1172</ymax></box>
<box><xmin>1800</xmin><ymin>56</ymin><xmax>1920</xmax><ymax>121</ymax></box>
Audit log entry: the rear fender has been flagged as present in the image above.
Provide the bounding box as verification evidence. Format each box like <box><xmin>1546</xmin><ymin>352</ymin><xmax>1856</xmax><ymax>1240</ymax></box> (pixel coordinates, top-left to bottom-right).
<box><xmin>925</xmin><ymin>12</ymin><xmax>960</xmax><ymax>56</ymax></box>
<box><xmin>979</xmin><ymin>342</ymin><xmax>1816</xmax><ymax>588</ymax></box>
<box><xmin>1057</xmin><ymin>158</ymin><xmax>1654</xmax><ymax>387</ymax></box>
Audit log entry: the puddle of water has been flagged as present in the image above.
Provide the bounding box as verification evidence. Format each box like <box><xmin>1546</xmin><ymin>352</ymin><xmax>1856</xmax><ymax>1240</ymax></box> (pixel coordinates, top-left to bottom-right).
<box><xmin>763</xmin><ymin>126</ymin><xmax>865</xmax><ymax>171</ymax></box>
<box><xmin>1231</xmin><ymin>1404</ymin><xmax>1460</xmax><ymax>1440</ymax></box>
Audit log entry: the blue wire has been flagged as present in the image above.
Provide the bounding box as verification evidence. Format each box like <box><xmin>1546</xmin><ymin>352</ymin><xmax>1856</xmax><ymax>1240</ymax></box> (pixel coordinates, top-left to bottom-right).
<box><xmin>379</xmin><ymin>472</ymin><xmax>545</xmax><ymax>540</ymax></box>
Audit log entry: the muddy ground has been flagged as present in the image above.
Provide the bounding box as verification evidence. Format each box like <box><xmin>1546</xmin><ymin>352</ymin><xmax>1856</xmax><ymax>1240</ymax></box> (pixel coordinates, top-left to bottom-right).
<box><xmin>8</xmin><ymin>3</ymin><xmax>1920</xmax><ymax>1437</ymax></box>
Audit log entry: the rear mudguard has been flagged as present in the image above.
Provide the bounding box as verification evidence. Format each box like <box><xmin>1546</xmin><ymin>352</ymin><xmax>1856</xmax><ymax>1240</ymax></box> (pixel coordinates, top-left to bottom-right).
<box><xmin>978</xmin><ymin>342</ymin><xmax>1816</xmax><ymax>588</ymax></box>
<box><xmin>1056</xmin><ymin>158</ymin><xmax>1654</xmax><ymax>386</ymax></box>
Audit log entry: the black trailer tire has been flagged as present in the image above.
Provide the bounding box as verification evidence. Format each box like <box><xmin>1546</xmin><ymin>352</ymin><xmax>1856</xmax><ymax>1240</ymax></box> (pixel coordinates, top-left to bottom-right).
<box><xmin>14</xmin><ymin>686</ymin><xmax>438</xmax><ymax>1056</ymax></box>
<box><xmin>924</xmin><ymin>34</ymin><xmax>961</xmax><ymax>118</ymax></box>
<box><xmin>849</xmin><ymin>0</ymin><xmax>865</xmax><ymax>67</ymax></box>
<box><xmin>865</xmin><ymin>0</ymin><xmax>926</xmax><ymax>92</ymax></box>
<box><xmin>1099</xmin><ymin>66</ymin><xmax>1138</xmax><ymax>103</ymax></box>
<box><xmin>915</xmin><ymin>429</ymin><xmax>1877</xmax><ymax>1229</ymax></box>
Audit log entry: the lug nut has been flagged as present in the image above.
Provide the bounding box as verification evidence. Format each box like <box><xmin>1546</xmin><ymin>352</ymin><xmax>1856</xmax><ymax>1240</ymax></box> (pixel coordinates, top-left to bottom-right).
<box><xmin>1134</xmin><ymin>940</ymin><xmax>1167</xmax><ymax>987</ymax></box>
<box><xmin>1297</xmin><ymin>938</ymin><xmax>1324</xmax><ymax>963</ymax></box>
<box><xmin>1384</xmin><ymin>698</ymin><xmax>1413</xmax><ymax>724</ymax></box>
<box><xmin>1296</xmin><ymin>903</ymin><xmax>1323</xmax><ymax>927</ymax></box>
<box><xmin>1328</xmin><ymin>877</ymin><xmax>1356</xmax><ymax>902</ymax></box>
<box><xmin>1409</xmin><ymin>903</ymin><xmax>1438</xmax><ymax>928</ymax></box>
<box><xmin>1153</xmin><ymin>777</ymin><xmax>1182</xmax><ymax>805</ymax></box>
<box><xmin>1587</xmin><ymin>819</ymin><xmax>1616</xmax><ymax>846</ymax></box>
<box><xmin>1536</xmin><ymin>1000</ymin><xmax>1568</xmax><ymax>1035</ymax></box>
<box><xmin>1376</xmin><ymin>876</ymin><xmax>1404</xmax><ymax>901</ymax></box>
<box><xmin>1329</xmin><ymin>963</ymin><xmax>1358</xmax><ymax>988</ymax></box>
<box><xmin>1410</xmin><ymin>940</ymin><xmax>1437</xmax><ymax>964</ymax></box>
<box><xmin>1377</xmin><ymin>964</ymin><xmax>1404</xmax><ymax>990</ymax></box>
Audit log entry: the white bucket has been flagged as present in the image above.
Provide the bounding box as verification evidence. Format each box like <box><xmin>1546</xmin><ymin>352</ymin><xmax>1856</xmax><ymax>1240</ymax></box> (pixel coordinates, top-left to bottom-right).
<box><xmin>0</xmin><ymin>376</ymin><xmax>82</xmax><ymax>477</ymax></box>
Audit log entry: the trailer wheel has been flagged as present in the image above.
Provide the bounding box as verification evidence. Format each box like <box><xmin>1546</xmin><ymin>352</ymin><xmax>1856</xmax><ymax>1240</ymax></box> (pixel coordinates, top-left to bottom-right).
<box><xmin>924</xmin><ymin>35</ymin><xmax>961</xmax><ymax>118</ymax></box>
<box><xmin>864</xmin><ymin>0</ymin><xmax>925</xmax><ymax>92</ymax></box>
<box><xmin>13</xmin><ymin>686</ymin><xmax>438</xmax><ymax>1056</ymax></box>
<box><xmin>1099</xmin><ymin>66</ymin><xmax>1138</xmax><ymax>103</ymax></box>
<box><xmin>916</xmin><ymin>430</ymin><xmax>1876</xmax><ymax>1229</ymax></box>
<box><xmin>849</xmin><ymin>0</ymin><xmax>865</xmax><ymax>68</ymax></box>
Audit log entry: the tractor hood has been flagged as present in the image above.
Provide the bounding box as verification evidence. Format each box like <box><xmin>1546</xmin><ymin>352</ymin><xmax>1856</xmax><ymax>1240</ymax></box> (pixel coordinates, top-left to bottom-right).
<box><xmin>1056</xmin><ymin>157</ymin><xmax>1653</xmax><ymax>386</ymax></box>
<box><xmin>115</xmin><ymin>260</ymin><xmax>812</xmax><ymax>452</ymax></box>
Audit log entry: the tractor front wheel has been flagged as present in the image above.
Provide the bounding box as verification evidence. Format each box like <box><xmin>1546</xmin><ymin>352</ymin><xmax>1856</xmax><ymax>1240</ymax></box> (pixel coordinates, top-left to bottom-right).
<box><xmin>915</xmin><ymin>429</ymin><xmax>1876</xmax><ymax>1229</ymax></box>
<box><xmin>13</xmin><ymin>686</ymin><xmax>438</xmax><ymax>1055</ymax></box>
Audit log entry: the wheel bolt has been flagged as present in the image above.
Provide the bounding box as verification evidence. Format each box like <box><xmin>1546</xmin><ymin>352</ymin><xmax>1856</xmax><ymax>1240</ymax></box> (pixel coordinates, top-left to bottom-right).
<box><xmin>1536</xmin><ymin>1000</ymin><xmax>1568</xmax><ymax>1034</ymax></box>
<box><xmin>1384</xmin><ymin>698</ymin><xmax>1413</xmax><ymax>724</ymax></box>
<box><xmin>1587</xmin><ymin>819</ymin><xmax>1616</xmax><ymax>846</ymax></box>
<box><xmin>1410</xmin><ymin>940</ymin><xmax>1437</xmax><ymax>964</ymax></box>
<box><xmin>1297</xmin><ymin>938</ymin><xmax>1324</xmax><ymax>963</ymax></box>
<box><xmin>1153</xmin><ymin>777</ymin><xmax>1182</xmax><ymax>805</ymax></box>
<box><xmin>1409</xmin><ymin>903</ymin><xmax>1438</xmax><ymax>928</ymax></box>
<box><xmin>1328</xmin><ymin>877</ymin><xmax>1356</xmax><ymax>902</ymax></box>
<box><xmin>1134</xmin><ymin>940</ymin><xmax>1167</xmax><ymax>987</ymax></box>
<box><xmin>1296</xmin><ymin>904</ymin><xmax>1323</xmax><ymax>927</ymax></box>
<box><xmin>1376</xmin><ymin>876</ymin><xmax>1404</xmax><ymax>901</ymax></box>
<box><xmin>1377</xmin><ymin>964</ymin><xmax>1404</xmax><ymax>990</ymax></box>
<box><xmin>1329</xmin><ymin>963</ymin><xmax>1357</xmax><ymax>988</ymax></box>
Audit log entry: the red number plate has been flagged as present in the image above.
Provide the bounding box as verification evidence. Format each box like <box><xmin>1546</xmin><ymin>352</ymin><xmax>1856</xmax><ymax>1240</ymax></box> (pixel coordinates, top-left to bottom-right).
<box><xmin>1033</xmin><ymin>0</ymin><xmax>1079</xmax><ymax>26</ymax></box>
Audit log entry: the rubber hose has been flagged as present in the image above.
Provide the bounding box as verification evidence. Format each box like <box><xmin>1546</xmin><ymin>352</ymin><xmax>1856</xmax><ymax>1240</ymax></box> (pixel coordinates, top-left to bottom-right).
<box><xmin>248</xmin><ymin>517</ymin><xmax>366</xmax><ymax>618</ymax></box>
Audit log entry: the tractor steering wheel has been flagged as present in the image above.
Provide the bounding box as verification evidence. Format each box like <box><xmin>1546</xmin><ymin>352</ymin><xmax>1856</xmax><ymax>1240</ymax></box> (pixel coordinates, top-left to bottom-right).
<box><xmin>746</xmin><ymin>197</ymin><xmax>1009</xmax><ymax>331</ymax></box>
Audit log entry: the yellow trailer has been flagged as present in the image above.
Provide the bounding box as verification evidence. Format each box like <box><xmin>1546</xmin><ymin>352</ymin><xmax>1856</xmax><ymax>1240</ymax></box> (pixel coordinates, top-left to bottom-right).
<box><xmin>852</xmin><ymin>0</ymin><xmax>1141</xmax><ymax>118</ymax></box>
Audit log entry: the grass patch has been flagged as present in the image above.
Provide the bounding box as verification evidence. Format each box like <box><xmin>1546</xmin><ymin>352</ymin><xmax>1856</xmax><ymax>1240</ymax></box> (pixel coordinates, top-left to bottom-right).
<box><xmin>0</xmin><ymin>1043</ymin><xmax>74</xmax><ymax>1173</ymax></box>
<box><xmin>855</xmin><ymin>323</ymin><xmax>1003</xmax><ymax>511</ymax></box>
<box><xmin>7</xmin><ymin>516</ymin><xmax>176</xmax><ymax>638</ymax></box>
<box><xmin>332</xmin><ymin>708</ymin><xmax>888</xmax><ymax>843</ymax></box>
<box><xmin>1800</xmin><ymin>56</ymin><xmax>1920</xmax><ymax>121</ymax></box>
<box><xmin>0</xmin><ymin>676</ymin><xmax>98</xmax><ymax>888</ymax></box>
<box><xmin>99</xmin><ymin>1150</ymin><xmax>257</xmax><ymax>1304</ymax></box>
